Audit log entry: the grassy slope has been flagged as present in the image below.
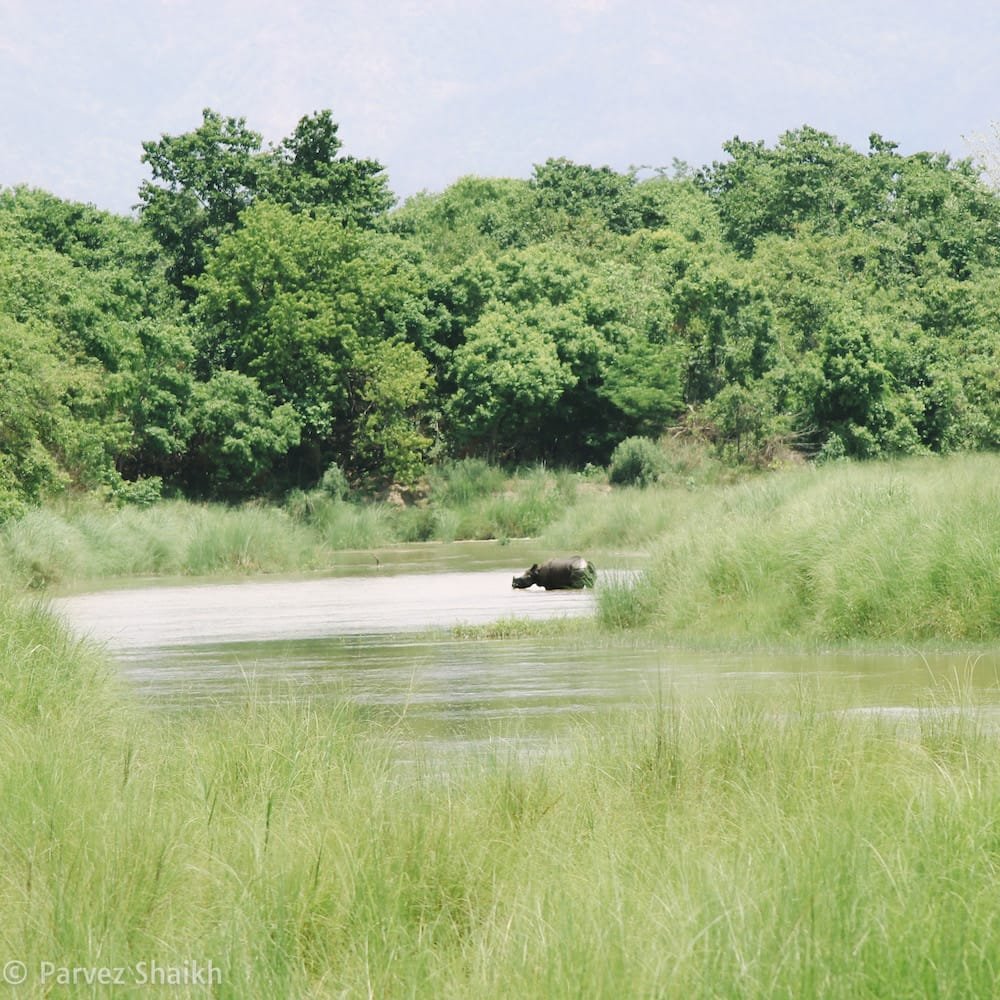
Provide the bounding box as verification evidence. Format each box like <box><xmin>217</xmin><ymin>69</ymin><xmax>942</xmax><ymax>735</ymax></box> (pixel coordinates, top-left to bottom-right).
<box><xmin>592</xmin><ymin>454</ymin><xmax>1000</xmax><ymax>645</ymax></box>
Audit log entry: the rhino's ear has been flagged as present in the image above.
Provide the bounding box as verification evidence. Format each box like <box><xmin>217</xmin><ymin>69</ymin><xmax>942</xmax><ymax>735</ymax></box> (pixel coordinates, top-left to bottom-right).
<box><xmin>530</xmin><ymin>563</ymin><xmax>539</xmax><ymax>572</ymax></box>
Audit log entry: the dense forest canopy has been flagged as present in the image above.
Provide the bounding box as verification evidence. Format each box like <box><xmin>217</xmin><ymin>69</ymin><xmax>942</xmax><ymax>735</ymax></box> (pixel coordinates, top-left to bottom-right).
<box><xmin>2</xmin><ymin>111</ymin><xmax>999</xmax><ymax>516</ymax></box>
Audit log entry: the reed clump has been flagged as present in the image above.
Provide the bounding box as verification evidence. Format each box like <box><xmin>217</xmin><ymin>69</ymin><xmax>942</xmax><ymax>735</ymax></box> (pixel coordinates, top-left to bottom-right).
<box><xmin>2</xmin><ymin>591</ymin><xmax>1000</xmax><ymax>997</ymax></box>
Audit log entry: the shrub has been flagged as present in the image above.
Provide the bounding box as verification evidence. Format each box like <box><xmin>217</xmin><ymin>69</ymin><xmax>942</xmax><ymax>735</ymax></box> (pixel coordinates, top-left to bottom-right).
<box><xmin>394</xmin><ymin>505</ymin><xmax>438</xmax><ymax>542</ymax></box>
<box><xmin>109</xmin><ymin>475</ymin><xmax>164</xmax><ymax>507</ymax></box>
<box><xmin>608</xmin><ymin>436</ymin><xmax>668</xmax><ymax>487</ymax></box>
<box><xmin>319</xmin><ymin>463</ymin><xmax>350</xmax><ymax>500</ymax></box>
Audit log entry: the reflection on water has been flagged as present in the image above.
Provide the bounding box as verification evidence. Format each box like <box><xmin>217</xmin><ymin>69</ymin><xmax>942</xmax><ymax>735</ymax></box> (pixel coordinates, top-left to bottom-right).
<box><xmin>51</xmin><ymin>544</ymin><xmax>1000</xmax><ymax>755</ymax></box>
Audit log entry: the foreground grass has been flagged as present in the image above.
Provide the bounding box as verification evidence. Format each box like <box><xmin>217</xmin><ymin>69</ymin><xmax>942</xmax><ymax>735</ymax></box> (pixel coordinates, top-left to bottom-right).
<box><xmin>3</xmin><ymin>593</ymin><xmax>1000</xmax><ymax>997</ymax></box>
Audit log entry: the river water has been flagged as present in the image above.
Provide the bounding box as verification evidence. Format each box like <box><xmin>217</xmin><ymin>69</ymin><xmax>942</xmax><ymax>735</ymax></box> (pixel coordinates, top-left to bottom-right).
<box><xmin>52</xmin><ymin>541</ymin><xmax>1000</xmax><ymax>754</ymax></box>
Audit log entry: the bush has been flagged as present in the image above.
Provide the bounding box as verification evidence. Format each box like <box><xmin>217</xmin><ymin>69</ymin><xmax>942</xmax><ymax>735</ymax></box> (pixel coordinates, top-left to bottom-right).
<box><xmin>319</xmin><ymin>463</ymin><xmax>350</xmax><ymax>500</ymax></box>
<box><xmin>109</xmin><ymin>475</ymin><xmax>164</xmax><ymax>507</ymax></box>
<box><xmin>394</xmin><ymin>505</ymin><xmax>438</xmax><ymax>542</ymax></box>
<box><xmin>608</xmin><ymin>436</ymin><xmax>668</xmax><ymax>487</ymax></box>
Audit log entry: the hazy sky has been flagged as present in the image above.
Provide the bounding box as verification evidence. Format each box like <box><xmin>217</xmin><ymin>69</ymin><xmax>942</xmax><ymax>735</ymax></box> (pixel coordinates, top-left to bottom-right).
<box><xmin>3</xmin><ymin>0</ymin><xmax>999</xmax><ymax>215</ymax></box>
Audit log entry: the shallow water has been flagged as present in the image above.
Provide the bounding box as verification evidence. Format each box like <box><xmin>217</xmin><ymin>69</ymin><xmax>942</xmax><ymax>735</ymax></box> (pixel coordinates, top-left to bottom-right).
<box><xmin>52</xmin><ymin>542</ymin><xmax>1000</xmax><ymax>754</ymax></box>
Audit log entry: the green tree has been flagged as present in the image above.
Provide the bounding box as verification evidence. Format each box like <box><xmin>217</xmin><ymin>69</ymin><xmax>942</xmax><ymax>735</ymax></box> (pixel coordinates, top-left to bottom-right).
<box><xmin>665</xmin><ymin>248</ymin><xmax>774</xmax><ymax>403</ymax></box>
<box><xmin>703</xmin><ymin>380</ymin><xmax>785</xmax><ymax>463</ymax></box>
<box><xmin>699</xmin><ymin>127</ymin><xmax>871</xmax><ymax>253</ymax></box>
<box><xmin>386</xmin><ymin>176</ymin><xmax>535</xmax><ymax>267</ymax></box>
<box><xmin>349</xmin><ymin>339</ymin><xmax>433</xmax><ymax>485</ymax></box>
<box><xmin>182</xmin><ymin>371</ymin><xmax>300</xmax><ymax>501</ymax></box>
<box><xmin>599</xmin><ymin>332</ymin><xmax>684</xmax><ymax>437</ymax></box>
<box><xmin>700</xmin><ymin>126</ymin><xmax>1000</xmax><ymax>275</ymax></box>
<box><xmin>531</xmin><ymin>158</ymin><xmax>642</xmax><ymax>234</ymax></box>
<box><xmin>192</xmin><ymin>202</ymin><xmax>433</xmax><ymax>485</ymax></box>
<box><xmin>139</xmin><ymin>109</ymin><xmax>394</xmax><ymax>295</ymax></box>
<box><xmin>116</xmin><ymin>319</ymin><xmax>194</xmax><ymax>481</ymax></box>
<box><xmin>789</xmin><ymin>310</ymin><xmax>891</xmax><ymax>458</ymax></box>
<box><xmin>0</xmin><ymin>317</ymin><xmax>75</xmax><ymax>518</ymax></box>
<box><xmin>749</xmin><ymin>215</ymin><xmax>1000</xmax><ymax>457</ymax></box>
<box><xmin>0</xmin><ymin>186</ymin><xmax>194</xmax><ymax>494</ymax></box>
<box><xmin>881</xmin><ymin>150</ymin><xmax>1000</xmax><ymax>279</ymax></box>
<box><xmin>139</xmin><ymin>109</ymin><xmax>263</xmax><ymax>293</ymax></box>
<box><xmin>259</xmin><ymin>110</ymin><xmax>394</xmax><ymax>221</ymax></box>
<box><xmin>632</xmin><ymin>173</ymin><xmax>723</xmax><ymax>242</ymax></box>
<box><xmin>443</xmin><ymin>243</ymin><xmax>623</xmax><ymax>460</ymax></box>
<box><xmin>447</xmin><ymin>304</ymin><xmax>575</xmax><ymax>458</ymax></box>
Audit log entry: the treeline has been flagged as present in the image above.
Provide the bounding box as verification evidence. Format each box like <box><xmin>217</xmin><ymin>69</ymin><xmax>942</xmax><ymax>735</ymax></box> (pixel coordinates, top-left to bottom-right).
<box><xmin>3</xmin><ymin>111</ymin><xmax>1000</xmax><ymax>518</ymax></box>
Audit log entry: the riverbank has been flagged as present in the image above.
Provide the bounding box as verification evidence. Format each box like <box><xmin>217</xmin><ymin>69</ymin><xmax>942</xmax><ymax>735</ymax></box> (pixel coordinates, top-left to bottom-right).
<box><xmin>10</xmin><ymin>452</ymin><xmax>999</xmax><ymax>650</ymax></box>
<box><xmin>0</xmin><ymin>462</ymin><xmax>615</xmax><ymax>591</ymax></box>
<box><xmin>3</xmin><ymin>593</ymin><xmax>1000</xmax><ymax>998</ymax></box>
<box><xmin>0</xmin><ymin>440</ymin><xmax>726</xmax><ymax>592</ymax></box>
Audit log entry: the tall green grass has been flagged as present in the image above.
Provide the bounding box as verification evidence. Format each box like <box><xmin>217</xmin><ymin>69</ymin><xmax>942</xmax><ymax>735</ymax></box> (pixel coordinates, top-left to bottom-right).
<box><xmin>6</xmin><ymin>451</ymin><xmax>1000</xmax><ymax>994</ymax></box>
<box><xmin>541</xmin><ymin>481</ymin><xmax>704</xmax><ymax>552</ymax></box>
<box><xmin>3</xmin><ymin>592</ymin><xmax>1000</xmax><ymax>997</ymax></box>
<box><xmin>0</xmin><ymin>463</ymin><xmax>588</xmax><ymax>589</ymax></box>
<box><xmin>600</xmin><ymin>454</ymin><xmax>1000</xmax><ymax>644</ymax></box>
<box><xmin>0</xmin><ymin>501</ymin><xmax>329</xmax><ymax>588</ymax></box>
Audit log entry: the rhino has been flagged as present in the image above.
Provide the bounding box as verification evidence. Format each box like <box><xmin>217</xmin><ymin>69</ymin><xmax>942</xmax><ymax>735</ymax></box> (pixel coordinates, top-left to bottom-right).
<box><xmin>512</xmin><ymin>555</ymin><xmax>596</xmax><ymax>590</ymax></box>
